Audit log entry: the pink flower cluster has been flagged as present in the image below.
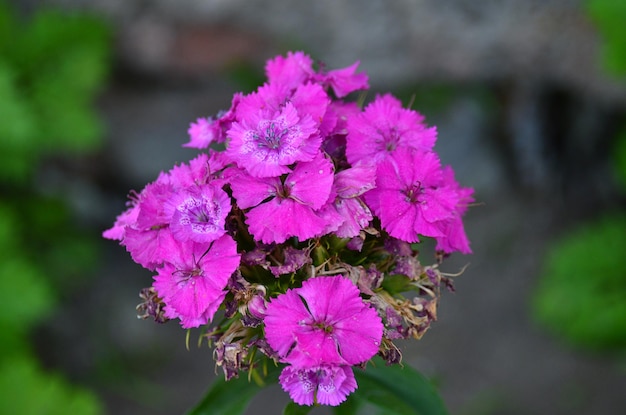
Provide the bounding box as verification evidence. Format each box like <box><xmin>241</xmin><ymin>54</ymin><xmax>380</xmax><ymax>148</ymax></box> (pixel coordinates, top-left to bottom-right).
<box><xmin>105</xmin><ymin>51</ymin><xmax>473</xmax><ymax>407</ymax></box>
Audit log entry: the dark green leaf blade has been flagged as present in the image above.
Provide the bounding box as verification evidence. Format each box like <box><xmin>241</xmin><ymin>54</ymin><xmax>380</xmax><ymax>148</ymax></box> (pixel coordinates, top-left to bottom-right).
<box><xmin>352</xmin><ymin>357</ymin><xmax>448</xmax><ymax>415</ymax></box>
<box><xmin>283</xmin><ymin>401</ymin><xmax>314</xmax><ymax>415</ymax></box>
<box><xmin>186</xmin><ymin>364</ymin><xmax>279</xmax><ymax>415</ymax></box>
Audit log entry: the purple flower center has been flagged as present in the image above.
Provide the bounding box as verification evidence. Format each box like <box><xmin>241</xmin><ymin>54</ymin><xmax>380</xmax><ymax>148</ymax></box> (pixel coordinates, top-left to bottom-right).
<box><xmin>173</xmin><ymin>266</ymin><xmax>203</xmax><ymax>283</ymax></box>
<box><xmin>178</xmin><ymin>197</ymin><xmax>222</xmax><ymax>234</ymax></box>
<box><xmin>247</xmin><ymin>117</ymin><xmax>302</xmax><ymax>159</ymax></box>
<box><xmin>381</xmin><ymin>127</ymin><xmax>400</xmax><ymax>152</ymax></box>
<box><xmin>256</xmin><ymin>120</ymin><xmax>289</xmax><ymax>150</ymax></box>
<box><xmin>402</xmin><ymin>181</ymin><xmax>423</xmax><ymax>204</ymax></box>
<box><xmin>312</xmin><ymin>321</ymin><xmax>335</xmax><ymax>334</ymax></box>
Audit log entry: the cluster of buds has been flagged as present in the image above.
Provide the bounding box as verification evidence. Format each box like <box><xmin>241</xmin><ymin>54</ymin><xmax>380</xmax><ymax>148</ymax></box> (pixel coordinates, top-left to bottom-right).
<box><xmin>105</xmin><ymin>51</ymin><xmax>472</xmax><ymax>406</ymax></box>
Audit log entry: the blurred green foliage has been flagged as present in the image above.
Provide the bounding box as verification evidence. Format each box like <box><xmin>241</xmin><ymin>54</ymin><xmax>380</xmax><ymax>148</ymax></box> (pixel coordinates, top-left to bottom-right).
<box><xmin>533</xmin><ymin>215</ymin><xmax>626</xmax><ymax>351</ymax></box>
<box><xmin>586</xmin><ymin>0</ymin><xmax>626</xmax><ymax>77</ymax></box>
<box><xmin>0</xmin><ymin>2</ymin><xmax>109</xmax><ymax>182</ymax></box>
<box><xmin>533</xmin><ymin>0</ymin><xmax>626</xmax><ymax>356</ymax></box>
<box><xmin>0</xmin><ymin>1</ymin><xmax>110</xmax><ymax>413</ymax></box>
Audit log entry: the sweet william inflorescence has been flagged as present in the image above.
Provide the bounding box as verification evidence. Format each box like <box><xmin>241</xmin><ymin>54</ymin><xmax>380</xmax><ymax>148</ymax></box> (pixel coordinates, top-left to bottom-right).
<box><xmin>105</xmin><ymin>51</ymin><xmax>473</xmax><ymax>406</ymax></box>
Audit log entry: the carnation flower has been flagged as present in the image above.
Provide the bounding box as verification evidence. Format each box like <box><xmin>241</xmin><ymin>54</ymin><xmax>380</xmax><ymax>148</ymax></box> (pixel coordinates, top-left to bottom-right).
<box><xmin>279</xmin><ymin>365</ymin><xmax>357</xmax><ymax>407</ymax></box>
<box><xmin>364</xmin><ymin>147</ymin><xmax>466</xmax><ymax>246</ymax></box>
<box><xmin>265</xmin><ymin>51</ymin><xmax>315</xmax><ymax>90</ymax></box>
<box><xmin>316</xmin><ymin>61</ymin><xmax>369</xmax><ymax>98</ymax></box>
<box><xmin>320</xmin><ymin>164</ymin><xmax>375</xmax><ymax>238</ymax></box>
<box><xmin>184</xmin><ymin>93</ymin><xmax>242</xmax><ymax>148</ymax></box>
<box><xmin>226</xmin><ymin>100</ymin><xmax>321</xmax><ymax>178</ymax></box>
<box><xmin>346</xmin><ymin>94</ymin><xmax>437</xmax><ymax>165</ymax></box>
<box><xmin>185</xmin><ymin>117</ymin><xmax>214</xmax><ymax>149</ymax></box>
<box><xmin>434</xmin><ymin>166</ymin><xmax>474</xmax><ymax>254</ymax></box>
<box><xmin>165</xmin><ymin>184</ymin><xmax>230</xmax><ymax>243</ymax></box>
<box><xmin>106</xmin><ymin>50</ymin><xmax>473</xmax><ymax>410</ymax></box>
<box><xmin>229</xmin><ymin>152</ymin><xmax>335</xmax><ymax>243</ymax></box>
<box><xmin>152</xmin><ymin>235</ymin><xmax>241</xmax><ymax>328</ymax></box>
<box><xmin>264</xmin><ymin>276</ymin><xmax>383</xmax><ymax>368</ymax></box>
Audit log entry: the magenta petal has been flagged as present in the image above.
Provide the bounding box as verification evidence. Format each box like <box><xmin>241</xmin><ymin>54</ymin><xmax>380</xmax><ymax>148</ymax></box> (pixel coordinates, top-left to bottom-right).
<box><xmin>333</xmin><ymin>197</ymin><xmax>372</xmax><ymax>238</ymax></box>
<box><xmin>288</xmin><ymin>153</ymin><xmax>334</xmax><ymax>209</ymax></box>
<box><xmin>346</xmin><ymin>94</ymin><xmax>437</xmax><ymax>165</ymax></box>
<box><xmin>168</xmin><ymin>184</ymin><xmax>230</xmax><ymax>243</ymax></box>
<box><xmin>230</xmin><ymin>172</ymin><xmax>279</xmax><ymax>209</ymax></box>
<box><xmin>153</xmin><ymin>263</ymin><xmax>225</xmax><ymax>328</ymax></box>
<box><xmin>315</xmin><ymin>366</ymin><xmax>357</xmax><ymax>406</ymax></box>
<box><xmin>103</xmin><ymin>203</ymin><xmax>139</xmax><ymax>241</ymax></box>
<box><xmin>264</xmin><ymin>288</ymin><xmax>313</xmax><ymax>357</ymax></box>
<box><xmin>123</xmin><ymin>227</ymin><xmax>178</xmax><ymax>270</ymax></box>
<box><xmin>291</xmin><ymin>328</ymin><xmax>344</xmax><ymax>367</ymax></box>
<box><xmin>265</xmin><ymin>51</ymin><xmax>314</xmax><ymax>89</ymax></box>
<box><xmin>298</xmin><ymin>277</ymin><xmax>382</xmax><ymax>365</ymax></box>
<box><xmin>279</xmin><ymin>366</ymin><xmax>316</xmax><ymax>406</ymax></box>
<box><xmin>265</xmin><ymin>276</ymin><xmax>383</xmax><ymax>368</ymax></box>
<box><xmin>333</xmin><ymin>164</ymin><xmax>376</xmax><ymax>198</ymax></box>
<box><xmin>226</xmin><ymin>102</ymin><xmax>320</xmax><ymax>178</ymax></box>
<box><xmin>246</xmin><ymin>199</ymin><xmax>328</xmax><ymax>244</ymax></box>
<box><xmin>291</xmin><ymin>82</ymin><xmax>330</xmax><ymax>124</ymax></box>
<box><xmin>325</xmin><ymin>61</ymin><xmax>369</xmax><ymax>98</ymax></box>
<box><xmin>152</xmin><ymin>236</ymin><xmax>240</xmax><ymax>328</ymax></box>
<box><xmin>279</xmin><ymin>365</ymin><xmax>357</xmax><ymax>407</ymax></box>
<box><xmin>185</xmin><ymin>117</ymin><xmax>215</xmax><ymax>149</ymax></box>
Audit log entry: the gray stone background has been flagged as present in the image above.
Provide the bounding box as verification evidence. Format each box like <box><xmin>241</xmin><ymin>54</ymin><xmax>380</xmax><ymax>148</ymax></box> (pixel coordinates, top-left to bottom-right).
<box><xmin>25</xmin><ymin>0</ymin><xmax>626</xmax><ymax>414</ymax></box>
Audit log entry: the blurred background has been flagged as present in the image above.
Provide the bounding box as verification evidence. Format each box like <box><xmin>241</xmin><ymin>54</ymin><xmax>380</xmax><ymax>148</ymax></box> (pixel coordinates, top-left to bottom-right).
<box><xmin>1</xmin><ymin>0</ymin><xmax>625</xmax><ymax>414</ymax></box>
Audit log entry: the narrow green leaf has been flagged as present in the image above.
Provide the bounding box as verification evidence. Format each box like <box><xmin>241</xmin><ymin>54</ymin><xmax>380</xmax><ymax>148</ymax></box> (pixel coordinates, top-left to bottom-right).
<box><xmin>282</xmin><ymin>402</ymin><xmax>314</xmax><ymax>415</ymax></box>
<box><xmin>352</xmin><ymin>357</ymin><xmax>448</xmax><ymax>415</ymax></box>
<box><xmin>186</xmin><ymin>363</ymin><xmax>279</xmax><ymax>415</ymax></box>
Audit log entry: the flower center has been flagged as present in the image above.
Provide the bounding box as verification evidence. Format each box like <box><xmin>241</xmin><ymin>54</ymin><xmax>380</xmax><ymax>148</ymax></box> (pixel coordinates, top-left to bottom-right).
<box><xmin>313</xmin><ymin>320</ymin><xmax>334</xmax><ymax>334</ymax></box>
<box><xmin>383</xmin><ymin>127</ymin><xmax>401</xmax><ymax>152</ymax></box>
<box><xmin>179</xmin><ymin>197</ymin><xmax>221</xmax><ymax>233</ymax></box>
<box><xmin>403</xmin><ymin>181</ymin><xmax>423</xmax><ymax>204</ymax></box>
<box><xmin>256</xmin><ymin>119</ymin><xmax>289</xmax><ymax>150</ymax></box>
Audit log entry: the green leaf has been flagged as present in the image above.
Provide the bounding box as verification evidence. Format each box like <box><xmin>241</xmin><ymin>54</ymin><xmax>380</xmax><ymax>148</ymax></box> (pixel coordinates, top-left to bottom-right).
<box><xmin>283</xmin><ymin>402</ymin><xmax>314</xmax><ymax>415</ymax></box>
<box><xmin>186</xmin><ymin>363</ymin><xmax>280</xmax><ymax>415</ymax></box>
<box><xmin>381</xmin><ymin>274</ymin><xmax>413</xmax><ymax>295</ymax></box>
<box><xmin>352</xmin><ymin>357</ymin><xmax>448</xmax><ymax>415</ymax></box>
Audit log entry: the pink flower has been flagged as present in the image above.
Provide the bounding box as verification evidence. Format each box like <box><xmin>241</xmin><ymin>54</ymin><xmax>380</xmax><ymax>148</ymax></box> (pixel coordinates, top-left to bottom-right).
<box><xmin>165</xmin><ymin>184</ymin><xmax>231</xmax><ymax>243</ymax></box>
<box><xmin>227</xmin><ymin>100</ymin><xmax>320</xmax><ymax>178</ymax></box>
<box><xmin>102</xmin><ymin>201</ymin><xmax>140</xmax><ymax>241</ymax></box>
<box><xmin>152</xmin><ymin>235</ymin><xmax>241</xmax><ymax>328</ymax></box>
<box><xmin>185</xmin><ymin>117</ymin><xmax>214</xmax><ymax>149</ymax></box>
<box><xmin>265</xmin><ymin>51</ymin><xmax>315</xmax><ymax>90</ymax></box>
<box><xmin>316</xmin><ymin>61</ymin><xmax>369</xmax><ymax>98</ymax></box>
<box><xmin>264</xmin><ymin>276</ymin><xmax>383</xmax><ymax>368</ymax></box>
<box><xmin>121</xmin><ymin>178</ymin><xmax>177</xmax><ymax>270</ymax></box>
<box><xmin>364</xmin><ymin>148</ymin><xmax>465</xmax><ymax>246</ymax></box>
<box><xmin>320</xmin><ymin>165</ymin><xmax>375</xmax><ymax>238</ymax></box>
<box><xmin>346</xmin><ymin>94</ymin><xmax>437</xmax><ymax>165</ymax></box>
<box><xmin>229</xmin><ymin>153</ymin><xmax>335</xmax><ymax>243</ymax></box>
<box><xmin>279</xmin><ymin>365</ymin><xmax>357</xmax><ymax>406</ymax></box>
<box><xmin>184</xmin><ymin>93</ymin><xmax>242</xmax><ymax>148</ymax></box>
<box><xmin>434</xmin><ymin>166</ymin><xmax>474</xmax><ymax>254</ymax></box>
<box><xmin>108</xmin><ymin>153</ymin><xmax>232</xmax><ymax>270</ymax></box>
